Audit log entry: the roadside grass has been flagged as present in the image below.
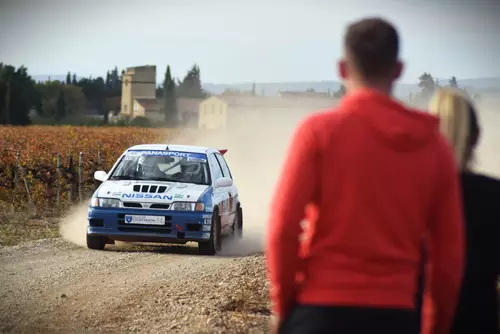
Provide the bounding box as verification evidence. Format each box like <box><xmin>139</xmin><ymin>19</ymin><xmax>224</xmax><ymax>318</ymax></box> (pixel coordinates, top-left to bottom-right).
<box><xmin>0</xmin><ymin>203</ymin><xmax>60</xmax><ymax>246</ymax></box>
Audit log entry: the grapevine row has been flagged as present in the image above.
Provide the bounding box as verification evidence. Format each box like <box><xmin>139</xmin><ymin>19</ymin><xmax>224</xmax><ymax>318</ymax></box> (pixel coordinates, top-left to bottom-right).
<box><xmin>0</xmin><ymin>126</ymin><xmax>186</xmax><ymax>213</ymax></box>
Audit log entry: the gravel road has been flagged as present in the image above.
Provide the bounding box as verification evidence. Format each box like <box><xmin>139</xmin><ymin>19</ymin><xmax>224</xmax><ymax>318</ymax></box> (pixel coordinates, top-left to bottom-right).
<box><xmin>0</xmin><ymin>238</ymin><xmax>270</xmax><ymax>333</ymax></box>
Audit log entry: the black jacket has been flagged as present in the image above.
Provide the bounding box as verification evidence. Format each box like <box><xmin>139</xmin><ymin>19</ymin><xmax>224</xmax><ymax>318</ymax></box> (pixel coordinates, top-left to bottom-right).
<box><xmin>451</xmin><ymin>172</ymin><xmax>500</xmax><ymax>334</ymax></box>
<box><xmin>415</xmin><ymin>171</ymin><xmax>500</xmax><ymax>334</ymax></box>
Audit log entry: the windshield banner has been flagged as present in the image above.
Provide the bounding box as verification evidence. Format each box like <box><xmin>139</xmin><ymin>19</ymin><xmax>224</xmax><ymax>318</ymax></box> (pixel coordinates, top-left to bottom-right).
<box><xmin>125</xmin><ymin>150</ymin><xmax>207</xmax><ymax>161</ymax></box>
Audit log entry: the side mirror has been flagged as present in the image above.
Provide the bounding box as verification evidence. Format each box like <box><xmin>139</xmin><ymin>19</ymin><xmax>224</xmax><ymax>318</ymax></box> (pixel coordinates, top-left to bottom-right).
<box><xmin>214</xmin><ymin>177</ymin><xmax>233</xmax><ymax>188</ymax></box>
<box><xmin>94</xmin><ymin>171</ymin><xmax>108</xmax><ymax>182</ymax></box>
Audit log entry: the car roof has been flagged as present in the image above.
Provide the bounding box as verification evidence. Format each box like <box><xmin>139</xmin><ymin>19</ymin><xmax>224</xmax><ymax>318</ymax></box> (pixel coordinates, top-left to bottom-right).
<box><xmin>126</xmin><ymin>144</ymin><xmax>218</xmax><ymax>154</ymax></box>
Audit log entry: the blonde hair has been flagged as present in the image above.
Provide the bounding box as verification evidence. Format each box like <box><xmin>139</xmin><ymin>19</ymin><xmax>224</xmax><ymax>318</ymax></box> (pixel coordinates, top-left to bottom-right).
<box><xmin>428</xmin><ymin>87</ymin><xmax>478</xmax><ymax>171</ymax></box>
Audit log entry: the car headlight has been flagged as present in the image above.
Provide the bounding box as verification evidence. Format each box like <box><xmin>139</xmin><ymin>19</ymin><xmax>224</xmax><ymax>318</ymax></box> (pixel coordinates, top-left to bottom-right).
<box><xmin>90</xmin><ymin>197</ymin><xmax>121</xmax><ymax>208</ymax></box>
<box><xmin>171</xmin><ymin>202</ymin><xmax>205</xmax><ymax>212</ymax></box>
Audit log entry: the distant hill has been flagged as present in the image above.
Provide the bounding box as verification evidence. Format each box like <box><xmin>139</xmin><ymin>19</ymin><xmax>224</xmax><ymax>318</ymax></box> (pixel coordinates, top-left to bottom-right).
<box><xmin>203</xmin><ymin>77</ymin><xmax>500</xmax><ymax>98</ymax></box>
<box><xmin>437</xmin><ymin>77</ymin><xmax>500</xmax><ymax>92</ymax></box>
<box><xmin>202</xmin><ymin>81</ymin><xmax>421</xmax><ymax>99</ymax></box>
<box><xmin>32</xmin><ymin>74</ymin><xmax>500</xmax><ymax>98</ymax></box>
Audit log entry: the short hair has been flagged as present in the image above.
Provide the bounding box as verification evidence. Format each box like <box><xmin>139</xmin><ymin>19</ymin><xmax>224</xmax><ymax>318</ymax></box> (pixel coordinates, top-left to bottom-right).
<box><xmin>344</xmin><ymin>17</ymin><xmax>400</xmax><ymax>79</ymax></box>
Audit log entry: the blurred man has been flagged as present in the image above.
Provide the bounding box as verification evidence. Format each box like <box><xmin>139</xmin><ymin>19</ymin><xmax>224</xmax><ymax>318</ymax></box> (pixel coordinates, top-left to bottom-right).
<box><xmin>266</xmin><ymin>17</ymin><xmax>465</xmax><ymax>334</ymax></box>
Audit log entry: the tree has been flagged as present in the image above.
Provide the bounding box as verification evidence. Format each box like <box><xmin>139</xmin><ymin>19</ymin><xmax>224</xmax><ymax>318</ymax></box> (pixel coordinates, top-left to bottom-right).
<box><xmin>72</xmin><ymin>74</ymin><xmax>77</xmax><ymax>85</ymax></box>
<box><xmin>449</xmin><ymin>76</ymin><xmax>458</xmax><ymax>88</ymax></box>
<box><xmin>156</xmin><ymin>85</ymin><xmax>164</xmax><ymax>98</ymax></box>
<box><xmin>55</xmin><ymin>88</ymin><xmax>66</xmax><ymax>121</ymax></box>
<box><xmin>37</xmin><ymin>80</ymin><xmax>86</xmax><ymax>117</ymax></box>
<box><xmin>163</xmin><ymin>65</ymin><xmax>177</xmax><ymax>125</ymax></box>
<box><xmin>104</xmin><ymin>96</ymin><xmax>121</xmax><ymax>114</ymax></box>
<box><xmin>0</xmin><ymin>63</ymin><xmax>39</xmax><ymax>125</ymax></box>
<box><xmin>76</xmin><ymin>76</ymin><xmax>107</xmax><ymax>122</ymax></box>
<box><xmin>62</xmin><ymin>84</ymin><xmax>86</xmax><ymax>115</ymax></box>
<box><xmin>177</xmin><ymin>64</ymin><xmax>207</xmax><ymax>98</ymax></box>
<box><xmin>66</xmin><ymin>72</ymin><xmax>71</xmax><ymax>85</ymax></box>
<box><xmin>333</xmin><ymin>84</ymin><xmax>346</xmax><ymax>98</ymax></box>
<box><xmin>111</xmin><ymin>66</ymin><xmax>121</xmax><ymax>93</ymax></box>
<box><xmin>417</xmin><ymin>72</ymin><xmax>436</xmax><ymax>99</ymax></box>
<box><xmin>105</xmin><ymin>71</ymin><xmax>111</xmax><ymax>90</ymax></box>
<box><xmin>36</xmin><ymin>80</ymin><xmax>61</xmax><ymax>117</ymax></box>
<box><xmin>94</xmin><ymin>77</ymin><xmax>107</xmax><ymax>123</ymax></box>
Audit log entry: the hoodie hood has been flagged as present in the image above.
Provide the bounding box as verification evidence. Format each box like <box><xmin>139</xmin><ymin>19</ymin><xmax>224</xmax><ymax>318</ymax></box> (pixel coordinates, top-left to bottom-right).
<box><xmin>341</xmin><ymin>89</ymin><xmax>440</xmax><ymax>152</ymax></box>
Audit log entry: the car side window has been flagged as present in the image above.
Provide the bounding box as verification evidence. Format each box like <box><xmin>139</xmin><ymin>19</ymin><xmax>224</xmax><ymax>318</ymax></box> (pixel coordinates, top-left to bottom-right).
<box><xmin>208</xmin><ymin>154</ymin><xmax>223</xmax><ymax>183</ymax></box>
<box><xmin>215</xmin><ymin>154</ymin><xmax>232</xmax><ymax>179</ymax></box>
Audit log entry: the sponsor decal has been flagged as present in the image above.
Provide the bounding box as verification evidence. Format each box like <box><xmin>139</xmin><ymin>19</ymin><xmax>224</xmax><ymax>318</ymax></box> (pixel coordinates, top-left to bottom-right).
<box><xmin>121</xmin><ymin>193</ymin><xmax>173</xmax><ymax>200</ymax></box>
<box><xmin>174</xmin><ymin>194</ymin><xmax>184</xmax><ymax>199</ymax></box>
<box><xmin>202</xmin><ymin>233</ymin><xmax>211</xmax><ymax>239</ymax></box>
<box><xmin>202</xmin><ymin>225</ymin><xmax>211</xmax><ymax>231</ymax></box>
<box><xmin>106</xmin><ymin>190</ymin><xmax>122</xmax><ymax>196</ymax></box>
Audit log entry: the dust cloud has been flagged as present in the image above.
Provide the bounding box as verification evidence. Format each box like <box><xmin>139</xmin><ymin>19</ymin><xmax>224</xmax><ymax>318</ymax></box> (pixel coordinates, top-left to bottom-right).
<box><xmin>59</xmin><ymin>203</ymin><xmax>90</xmax><ymax>247</ymax></box>
<box><xmin>167</xmin><ymin>107</ymin><xmax>314</xmax><ymax>256</ymax></box>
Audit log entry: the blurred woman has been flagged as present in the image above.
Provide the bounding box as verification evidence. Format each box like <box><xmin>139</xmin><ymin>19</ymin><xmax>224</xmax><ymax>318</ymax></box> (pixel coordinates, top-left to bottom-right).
<box><xmin>421</xmin><ymin>87</ymin><xmax>500</xmax><ymax>334</ymax></box>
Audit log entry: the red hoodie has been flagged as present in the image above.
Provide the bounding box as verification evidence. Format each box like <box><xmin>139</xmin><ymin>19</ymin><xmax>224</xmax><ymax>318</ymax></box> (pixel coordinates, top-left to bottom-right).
<box><xmin>266</xmin><ymin>89</ymin><xmax>465</xmax><ymax>334</ymax></box>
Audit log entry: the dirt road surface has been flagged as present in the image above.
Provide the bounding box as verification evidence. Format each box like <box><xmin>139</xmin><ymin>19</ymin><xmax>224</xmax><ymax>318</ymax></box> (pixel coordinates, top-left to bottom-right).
<box><xmin>0</xmin><ymin>239</ymin><xmax>270</xmax><ymax>333</ymax></box>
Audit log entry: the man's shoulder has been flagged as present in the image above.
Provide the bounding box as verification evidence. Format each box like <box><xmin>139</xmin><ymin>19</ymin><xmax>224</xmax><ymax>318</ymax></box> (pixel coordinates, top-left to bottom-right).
<box><xmin>299</xmin><ymin>106</ymin><xmax>351</xmax><ymax>129</ymax></box>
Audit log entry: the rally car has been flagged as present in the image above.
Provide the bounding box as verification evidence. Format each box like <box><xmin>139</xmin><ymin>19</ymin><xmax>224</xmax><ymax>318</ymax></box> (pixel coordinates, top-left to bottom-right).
<box><xmin>87</xmin><ymin>144</ymin><xmax>243</xmax><ymax>255</ymax></box>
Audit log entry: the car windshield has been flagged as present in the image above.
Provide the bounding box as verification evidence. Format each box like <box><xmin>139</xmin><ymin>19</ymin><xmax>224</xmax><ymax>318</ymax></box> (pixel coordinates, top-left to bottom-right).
<box><xmin>109</xmin><ymin>150</ymin><xmax>210</xmax><ymax>185</ymax></box>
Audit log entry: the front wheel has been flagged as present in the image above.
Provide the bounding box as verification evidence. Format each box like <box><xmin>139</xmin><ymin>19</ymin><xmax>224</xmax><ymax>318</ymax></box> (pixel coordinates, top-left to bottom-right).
<box><xmin>198</xmin><ymin>211</ymin><xmax>221</xmax><ymax>255</ymax></box>
<box><xmin>86</xmin><ymin>234</ymin><xmax>106</xmax><ymax>250</ymax></box>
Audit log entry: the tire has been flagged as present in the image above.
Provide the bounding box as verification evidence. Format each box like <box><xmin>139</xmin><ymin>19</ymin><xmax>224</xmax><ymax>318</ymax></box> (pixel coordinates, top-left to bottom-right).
<box><xmin>234</xmin><ymin>205</ymin><xmax>243</xmax><ymax>239</ymax></box>
<box><xmin>198</xmin><ymin>210</ymin><xmax>221</xmax><ymax>255</ymax></box>
<box><xmin>86</xmin><ymin>234</ymin><xmax>106</xmax><ymax>250</ymax></box>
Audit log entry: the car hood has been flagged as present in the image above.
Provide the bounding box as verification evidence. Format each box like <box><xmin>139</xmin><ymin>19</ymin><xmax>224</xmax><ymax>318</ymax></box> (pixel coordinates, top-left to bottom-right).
<box><xmin>97</xmin><ymin>180</ymin><xmax>210</xmax><ymax>203</ymax></box>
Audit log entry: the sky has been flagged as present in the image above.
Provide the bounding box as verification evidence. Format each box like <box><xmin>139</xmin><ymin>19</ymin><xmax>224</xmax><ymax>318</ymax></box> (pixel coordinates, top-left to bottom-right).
<box><xmin>0</xmin><ymin>0</ymin><xmax>499</xmax><ymax>84</ymax></box>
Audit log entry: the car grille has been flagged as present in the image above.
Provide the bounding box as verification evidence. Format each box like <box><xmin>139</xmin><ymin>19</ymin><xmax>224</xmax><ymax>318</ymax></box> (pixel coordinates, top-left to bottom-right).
<box><xmin>133</xmin><ymin>184</ymin><xmax>168</xmax><ymax>193</ymax></box>
<box><xmin>117</xmin><ymin>214</ymin><xmax>172</xmax><ymax>233</ymax></box>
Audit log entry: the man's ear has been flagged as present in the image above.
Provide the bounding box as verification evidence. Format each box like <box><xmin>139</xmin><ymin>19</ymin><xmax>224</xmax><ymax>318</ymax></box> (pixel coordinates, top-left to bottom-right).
<box><xmin>338</xmin><ymin>59</ymin><xmax>348</xmax><ymax>80</ymax></box>
<box><xmin>392</xmin><ymin>60</ymin><xmax>403</xmax><ymax>80</ymax></box>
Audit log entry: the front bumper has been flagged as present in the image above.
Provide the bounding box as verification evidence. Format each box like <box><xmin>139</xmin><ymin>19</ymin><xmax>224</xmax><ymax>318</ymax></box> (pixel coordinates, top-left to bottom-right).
<box><xmin>87</xmin><ymin>207</ymin><xmax>213</xmax><ymax>243</ymax></box>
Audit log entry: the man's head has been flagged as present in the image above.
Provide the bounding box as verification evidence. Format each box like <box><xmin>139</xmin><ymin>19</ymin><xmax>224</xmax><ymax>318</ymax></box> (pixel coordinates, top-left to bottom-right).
<box><xmin>339</xmin><ymin>17</ymin><xmax>403</xmax><ymax>93</ymax></box>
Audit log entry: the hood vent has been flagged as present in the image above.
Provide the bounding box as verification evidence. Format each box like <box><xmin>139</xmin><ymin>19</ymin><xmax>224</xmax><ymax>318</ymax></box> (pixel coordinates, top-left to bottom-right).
<box><xmin>133</xmin><ymin>185</ymin><xmax>168</xmax><ymax>193</ymax></box>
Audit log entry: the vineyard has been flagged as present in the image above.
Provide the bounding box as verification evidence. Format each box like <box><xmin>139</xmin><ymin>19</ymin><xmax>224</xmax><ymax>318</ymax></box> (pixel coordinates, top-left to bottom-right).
<box><xmin>0</xmin><ymin>126</ymin><xmax>184</xmax><ymax>215</ymax></box>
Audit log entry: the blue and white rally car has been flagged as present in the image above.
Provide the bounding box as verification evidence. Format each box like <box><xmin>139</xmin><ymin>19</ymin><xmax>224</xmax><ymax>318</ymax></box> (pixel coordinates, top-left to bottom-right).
<box><xmin>87</xmin><ymin>144</ymin><xmax>243</xmax><ymax>255</ymax></box>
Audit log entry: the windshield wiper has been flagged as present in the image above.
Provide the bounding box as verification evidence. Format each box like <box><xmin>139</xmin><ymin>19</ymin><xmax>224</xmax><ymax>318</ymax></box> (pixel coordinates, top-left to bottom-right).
<box><xmin>146</xmin><ymin>177</ymin><xmax>178</xmax><ymax>182</ymax></box>
<box><xmin>109</xmin><ymin>175</ymin><xmax>142</xmax><ymax>180</ymax></box>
